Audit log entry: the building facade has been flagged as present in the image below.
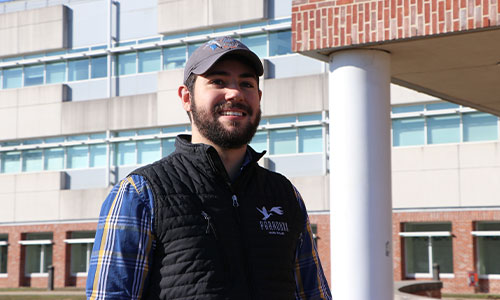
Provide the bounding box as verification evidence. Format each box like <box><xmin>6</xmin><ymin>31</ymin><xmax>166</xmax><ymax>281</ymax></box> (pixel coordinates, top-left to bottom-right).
<box><xmin>0</xmin><ymin>0</ymin><xmax>498</xmax><ymax>295</ymax></box>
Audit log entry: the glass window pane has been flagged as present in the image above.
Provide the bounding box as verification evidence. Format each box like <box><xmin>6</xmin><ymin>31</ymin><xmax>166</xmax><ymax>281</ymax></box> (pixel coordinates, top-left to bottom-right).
<box><xmin>137</xmin><ymin>140</ymin><xmax>161</xmax><ymax>164</ymax></box>
<box><xmin>405</xmin><ymin>223</ymin><xmax>451</xmax><ymax>232</ymax></box>
<box><xmin>138</xmin><ymin>49</ymin><xmax>161</xmax><ymax>73</ymax></box>
<box><xmin>405</xmin><ymin>237</ymin><xmax>429</xmax><ymax>274</ymax></box>
<box><xmin>138</xmin><ymin>128</ymin><xmax>160</xmax><ymax>136</ymax></box>
<box><xmin>117</xmin><ymin>52</ymin><xmax>137</xmax><ymax>76</ymax></box>
<box><xmin>162</xmin><ymin>138</ymin><xmax>175</xmax><ymax>157</ymax></box>
<box><xmin>392</xmin><ymin>105</ymin><xmax>425</xmax><ymax>114</ymax></box>
<box><xmin>91</xmin><ymin>56</ymin><xmax>107</xmax><ymax>79</ymax></box>
<box><xmin>68</xmin><ymin>59</ymin><xmax>89</xmax><ymax>81</ymax></box>
<box><xmin>478</xmin><ymin>236</ymin><xmax>500</xmax><ymax>275</ymax></box>
<box><xmin>24</xmin><ymin>64</ymin><xmax>44</xmax><ymax>86</ymax></box>
<box><xmin>46</xmin><ymin>62</ymin><xmax>66</xmax><ymax>83</ymax></box>
<box><xmin>241</xmin><ymin>34</ymin><xmax>267</xmax><ymax>58</ymax></box>
<box><xmin>0</xmin><ymin>245</ymin><xmax>6</xmax><ymax>274</ymax></box>
<box><xmin>427</xmin><ymin>115</ymin><xmax>460</xmax><ymax>144</ymax></box>
<box><xmin>1</xmin><ymin>152</ymin><xmax>21</xmax><ymax>174</ymax></box>
<box><xmin>3</xmin><ymin>67</ymin><xmax>22</xmax><ymax>89</ymax></box>
<box><xmin>44</xmin><ymin>148</ymin><xmax>64</xmax><ymax>170</ymax></box>
<box><xmin>426</xmin><ymin>102</ymin><xmax>459</xmax><ymax>111</ymax></box>
<box><xmin>250</xmin><ymin>131</ymin><xmax>267</xmax><ymax>152</ymax></box>
<box><xmin>432</xmin><ymin>236</ymin><xmax>453</xmax><ymax>273</ymax></box>
<box><xmin>116</xmin><ymin>142</ymin><xmax>136</xmax><ymax>166</ymax></box>
<box><xmin>463</xmin><ymin>112</ymin><xmax>498</xmax><ymax>142</ymax></box>
<box><xmin>269</xmin><ymin>116</ymin><xmax>296</xmax><ymax>125</ymax></box>
<box><xmin>0</xmin><ymin>234</ymin><xmax>7</xmax><ymax>274</ymax></box>
<box><xmin>67</xmin><ymin>145</ymin><xmax>88</xmax><ymax>169</ymax></box>
<box><xmin>71</xmin><ymin>231</ymin><xmax>96</xmax><ymax>239</ymax></box>
<box><xmin>70</xmin><ymin>243</ymin><xmax>91</xmax><ymax>273</ymax></box>
<box><xmin>42</xmin><ymin>245</ymin><xmax>52</xmax><ymax>273</ymax></box>
<box><xmin>22</xmin><ymin>150</ymin><xmax>43</xmax><ymax>172</ymax></box>
<box><xmin>163</xmin><ymin>46</ymin><xmax>186</xmax><ymax>70</ymax></box>
<box><xmin>270</xmin><ymin>128</ymin><xmax>296</xmax><ymax>155</ymax></box>
<box><xmin>269</xmin><ymin>30</ymin><xmax>291</xmax><ymax>56</ymax></box>
<box><xmin>477</xmin><ymin>222</ymin><xmax>500</xmax><ymax>231</ymax></box>
<box><xmin>90</xmin><ymin>144</ymin><xmax>107</xmax><ymax>168</ymax></box>
<box><xmin>25</xmin><ymin>245</ymin><xmax>42</xmax><ymax>273</ymax></box>
<box><xmin>298</xmin><ymin>114</ymin><xmax>322</xmax><ymax>122</ymax></box>
<box><xmin>299</xmin><ymin>126</ymin><xmax>323</xmax><ymax>153</ymax></box>
<box><xmin>392</xmin><ymin>117</ymin><xmax>425</xmax><ymax>146</ymax></box>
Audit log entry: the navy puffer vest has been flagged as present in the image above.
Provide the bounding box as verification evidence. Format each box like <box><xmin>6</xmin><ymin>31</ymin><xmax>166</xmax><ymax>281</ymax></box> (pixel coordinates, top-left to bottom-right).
<box><xmin>132</xmin><ymin>135</ymin><xmax>304</xmax><ymax>300</ymax></box>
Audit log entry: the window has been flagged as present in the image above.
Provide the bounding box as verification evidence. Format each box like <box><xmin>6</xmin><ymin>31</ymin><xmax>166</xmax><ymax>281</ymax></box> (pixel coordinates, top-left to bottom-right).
<box><xmin>116</xmin><ymin>141</ymin><xmax>136</xmax><ymax>166</ymax></box>
<box><xmin>1</xmin><ymin>151</ymin><xmax>21</xmax><ymax>174</ymax></box>
<box><xmin>22</xmin><ymin>150</ymin><xmax>43</xmax><ymax>172</ymax></box>
<box><xmin>427</xmin><ymin>115</ymin><xmax>460</xmax><ymax>144</ymax></box>
<box><xmin>91</xmin><ymin>56</ymin><xmax>107</xmax><ymax>79</ymax></box>
<box><xmin>473</xmin><ymin>222</ymin><xmax>500</xmax><ymax>276</ymax></box>
<box><xmin>46</xmin><ymin>62</ymin><xmax>66</xmax><ymax>83</ymax></box>
<box><xmin>24</xmin><ymin>64</ymin><xmax>44</xmax><ymax>86</ymax></box>
<box><xmin>269</xmin><ymin>30</ymin><xmax>292</xmax><ymax>56</ymax></box>
<box><xmin>241</xmin><ymin>34</ymin><xmax>267</xmax><ymax>58</ymax></box>
<box><xmin>163</xmin><ymin>46</ymin><xmax>186</xmax><ymax>70</ymax></box>
<box><xmin>67</xmin><ymin>146</ymin><xmax>88</xmax><ymax>169</ymax></box>
<box><xmin>299</xmin><ymin>126</ymin><xmax>322</xmax><ymax>153</ymax></box>
<box><xmin>68</xmin><ymin>59</ymin><xmax>89</xmax><ymax>81</ymax></box>
<box><xmin>44</xmin><ymin>148</ymin><xmax>64</xmax><ymax>170</ymax></box>
<box><xmin>3</xmin><ymin>67</ymin><xmax>22</xmax><ymax>89</ymax></box>
<box><xmin>162</xmin><ymin>138</ymin><xmax>175</xmax><ymax>157</ymax></box>
<box><xmin>138</xmin><ymin>49</ymin><xmax>161</xmax><ymax>73</ymax></box>
<box><xmin>250</xmin><ymin>131</ymin><xmax>268</xmax><ymax>152</ymax></box>
<box><xmin>463</xmin><ymin>113</ymin><xmax>498</xmax><ymax>142</ymax></box>
<box><xmin>21</xmin><ymin>233</ymin><xmax>53</xmax><ymax>275</ymax></box>
<box><xmin>0</xmin><ymin>234</ymin><xmax>7</xmax><ymax>274</ymax></box>
<box><xmin>137</xmin><ymin>140</ymin><xmax>160</xmax><ymax>164</ymax></box>
<box><xmin>90</xmin><ymin>144</ymin><xmax>107</xmax><ymax>168</ymax></box>
<box><xmin>270</xmin><ymin>128</ymin><xmax>296</xmax><ymax>155</ymax></box>
<box><xmin>401</xmin><ymin>223</ymin><xmax>453</xmax><ymax>277</ymax></box>
<box><xmin>65</xmin><ymin>231</ymin><xmax>95</xmax><ymax>275</ymax></box>
<box><xmin>392</xmin><ymin>117</ymin><xmax>425</xmax><ymax>146</ymax></box>
<box><xmin>117</xmin><ymin>52</ymin><xmax>136</xmax><ymax>76</ymax></box>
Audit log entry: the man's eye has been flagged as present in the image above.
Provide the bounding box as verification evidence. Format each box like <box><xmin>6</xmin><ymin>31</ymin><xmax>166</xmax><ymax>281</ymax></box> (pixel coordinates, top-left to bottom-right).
<box><xmin>211</xmin><ymin>79</ymin><xmax>224</xmax><ymax>85</ymax></box>
<box><xmin>241</xmin><ymin>82</ymin><xmax>255</xmax><ymax>88</ymax></box>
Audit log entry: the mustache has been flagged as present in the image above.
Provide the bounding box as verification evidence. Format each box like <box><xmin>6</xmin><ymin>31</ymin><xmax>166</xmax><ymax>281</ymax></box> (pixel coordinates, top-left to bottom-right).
<box><xmin>214</xmin><ymin>102</ymin><xmax>253</xmax><ymax>115</ymax></box>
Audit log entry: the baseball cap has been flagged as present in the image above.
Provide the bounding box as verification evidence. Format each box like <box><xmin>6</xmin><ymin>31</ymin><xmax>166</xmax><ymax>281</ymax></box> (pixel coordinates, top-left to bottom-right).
<box><xmin>183</xmin><ymin>36</ymin><xmax>264</xmax><ymax>84</ymax></box>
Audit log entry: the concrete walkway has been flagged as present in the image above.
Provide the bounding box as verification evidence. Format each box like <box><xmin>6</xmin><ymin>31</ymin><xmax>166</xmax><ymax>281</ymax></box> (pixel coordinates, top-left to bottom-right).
<box><xmin>0</xmin><ymin>289</ymin><xmax>85</xmax><ymax>295</ymax></box>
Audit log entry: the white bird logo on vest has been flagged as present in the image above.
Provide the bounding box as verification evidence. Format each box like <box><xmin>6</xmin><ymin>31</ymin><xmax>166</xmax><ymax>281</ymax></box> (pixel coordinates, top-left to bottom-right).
<box><xmin>256</xmin><ymin>206</ymin><xmax>284</xmax><ymax>220</ymax></box>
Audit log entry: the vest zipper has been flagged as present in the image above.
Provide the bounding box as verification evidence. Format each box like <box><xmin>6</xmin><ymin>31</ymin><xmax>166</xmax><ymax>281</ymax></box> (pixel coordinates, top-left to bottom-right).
<box><xmin>201</xmin><ymin>210</ymin><xmax>218</xmax><ymax>240</ymax></box>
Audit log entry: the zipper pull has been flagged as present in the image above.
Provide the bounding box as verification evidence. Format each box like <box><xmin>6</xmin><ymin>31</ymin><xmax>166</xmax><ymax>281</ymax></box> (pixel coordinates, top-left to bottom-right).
<box><xmin>232</xmin><ymin>195</ymin><xmax>239</xmax><ymax>207</ymax></box>
<box><xmin>201</xmin><ymin>211</ymin><xmax>218</xmax><ymax>239</ymax></box>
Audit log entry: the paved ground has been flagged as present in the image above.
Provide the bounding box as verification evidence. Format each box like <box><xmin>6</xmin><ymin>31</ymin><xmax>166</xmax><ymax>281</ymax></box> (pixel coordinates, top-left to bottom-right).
<box><xmin>0</xmin><ymin>290</ymin><xmax>84</xmax><ymax>295</ymax></box>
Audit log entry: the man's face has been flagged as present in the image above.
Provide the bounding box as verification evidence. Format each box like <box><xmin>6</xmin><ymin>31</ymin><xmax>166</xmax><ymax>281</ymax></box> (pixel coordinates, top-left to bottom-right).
<box><xmin>189</xmin><ymin>58</ymin><xmax>262</xmax><ymax>149</ymax></box>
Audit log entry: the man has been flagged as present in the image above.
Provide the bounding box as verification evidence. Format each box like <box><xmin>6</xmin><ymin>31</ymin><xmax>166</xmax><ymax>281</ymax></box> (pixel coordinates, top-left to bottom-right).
<box><xmin>86</xmin><ymin>36</ymin><xmax>331</xmax><ymax>300</ymax></box>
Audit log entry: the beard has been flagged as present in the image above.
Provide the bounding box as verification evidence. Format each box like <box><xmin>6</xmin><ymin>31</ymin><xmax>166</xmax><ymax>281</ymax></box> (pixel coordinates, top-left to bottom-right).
<box><xmin>190</xmin><ymin>96</ymin><xmax>261</xmax><ymax>149</ymax></box>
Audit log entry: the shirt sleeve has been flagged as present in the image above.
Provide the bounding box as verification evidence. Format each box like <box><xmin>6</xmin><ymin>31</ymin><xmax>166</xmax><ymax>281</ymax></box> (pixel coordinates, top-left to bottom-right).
<box><xmin>293</xmin><ymin>186</ymin><xmax>332</xmax><ymax>300</ymax></box>
<box><xmin>86</xmin><ymin>174</ymin><xmax>155</xmax><ymax>300</ymax></box>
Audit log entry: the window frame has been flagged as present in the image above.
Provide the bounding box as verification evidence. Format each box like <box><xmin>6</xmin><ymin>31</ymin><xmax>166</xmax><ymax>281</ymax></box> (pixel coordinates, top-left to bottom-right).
<box><xmin>19</xmin><ymin>239</ymin><xmax>53</xmax><ymax>277</ymax></box>
<box><xmin>64</xmin><ymin>238</ymin><xmax>94</xmax><ymax>276</ymax></box>
<box><xmin>472</xmin><ymin>225</ymin><xmax>500</xmax><ymax>279</ymax></box>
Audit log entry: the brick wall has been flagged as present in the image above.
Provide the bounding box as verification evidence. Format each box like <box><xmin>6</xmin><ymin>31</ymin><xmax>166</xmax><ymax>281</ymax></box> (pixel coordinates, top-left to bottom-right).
<box><xmin>0</xmin><ymin>222</ymin><xmax>97</xmax><ymax>288</ymax></box>
<box><xmin>292</xmin><ymin>0</ymin><xmax>500</xmax><ymax>52</ymax></box>
<box><xmin>393</xmin><ymin>210</ymin><xmax>500</xmax><ymax>294</ymax></box>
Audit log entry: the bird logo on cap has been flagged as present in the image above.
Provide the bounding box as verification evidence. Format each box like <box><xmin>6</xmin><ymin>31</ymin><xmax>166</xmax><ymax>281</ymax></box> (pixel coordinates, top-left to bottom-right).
<box><xmin>205</xmin><ymin>37</ymin><xmax>240</xmax><ymax>51</ymax></box>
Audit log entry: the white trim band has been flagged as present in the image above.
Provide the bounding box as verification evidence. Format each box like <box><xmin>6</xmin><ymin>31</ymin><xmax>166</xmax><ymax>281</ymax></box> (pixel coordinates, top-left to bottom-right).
<box><xmin>18</xmin><ymin>240</ymin><xmax>52</xmax><ymax>245</ymax></box>
<box><xmin>471</xmin><ymin>231</ymin><xmax>500</xmax><ymax>236</ymax></box>
<box><xmin>64</xmin><ymin>238</ymin><xmax>95</xmax><ymax>244</ymax></box>
<box><xmin>399</xmin><ymin>231</ymin><xmax>451</xmax><ymax>237</ymax></box>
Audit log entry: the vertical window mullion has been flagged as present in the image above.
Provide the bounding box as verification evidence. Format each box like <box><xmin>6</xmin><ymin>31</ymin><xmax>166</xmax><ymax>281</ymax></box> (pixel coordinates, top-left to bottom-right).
<box><xmin>459</xmin><ymin>111</ymin><xmax>464</xmax><ymax>142</ymax></box>
<box><xmin>427</xmin><ymin>237</ymin><xmax>433</xmax><ymax>276</ymax></box>
<box><xmin>40</xmin><ymin>244</ymin><xmax>45</xmax><ymax>273</ymax></box>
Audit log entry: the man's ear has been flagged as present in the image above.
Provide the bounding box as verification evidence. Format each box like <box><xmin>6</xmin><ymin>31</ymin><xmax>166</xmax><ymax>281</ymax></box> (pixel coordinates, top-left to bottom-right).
<box><xmin>258</xmin><ymin>89</ymin><xmax>262</xmax><ymax>102</ymax></box>
<box><xmin>178</xmin><ymin>85</ymin><xmax>192</xmax><ymax>112</ymax></box>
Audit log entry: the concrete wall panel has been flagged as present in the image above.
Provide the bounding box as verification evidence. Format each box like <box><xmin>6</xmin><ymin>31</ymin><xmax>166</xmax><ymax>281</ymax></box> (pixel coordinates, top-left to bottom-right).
<box><xmin>108</xmin><ymin>93</ymin><xmax>157</xmax><ymax>131</ymax></box>
<box><xmin>460</xmin><ymin>167</ymin><xmax>500</xmax><ymax>207</ymax></box>
<box><xmin>61</xmin><ymin>98</ymin><xmax>108</xmax><ymax>135</ymax></box>
<box><xmin>0</xmin><ymin>107</ymin><xmax>17</xmax><ymax>140</ymax></box>
<box><xmin>459</xmin><ymin>142</ymin><xmax>500</xmax><ymax>168</ymax></box>
<box><xmin>157</xmin><ymin>69</ymin><xmax>190</xmax><ymax>126</ymax></box>
<box><xmin>15</xmin><ymin>172</ymin><xmax>65</xmax><ymax>193</ymax></box>
<box><xmin>59</xmin><ymin>188</ymin><xmax>110</xmax><ymax>220</ymax></box>
<box><xmin>18</xmin><ymin>84</ymin><xmax>67</xmax><ymax>106</ymax></box>
<box><xmin>158</xmin><ymin>0</ymin><xmax>266</xmax><ymax>34</ymax></box>
<box><xmin>262</xmin><ymin>74</ymin><xmax>326</xmax><ymax>116</ymax></box>
<box><xmin>0</xmin><ymin>194</ymin><xmax>15</xmax><ymax>223</ymax></box>
<box><xmin>15</xmin><ymin>191</ymin><xmax>60</xmax><ymax>221</ymax></box>
<box><xmin>158</xmin><ymin>0</ymin><xmax>208</xmax><ymax>34</ymax></box>
<box><xmin>290</xmin><ymin>175</ymin><xmax>329</xmax><ymax>211</ymax></box>
<box><xmin>17</xmin><ymin>103</ymin><xmax>62</xmax><ymax>138</ymax></box>
<box><xmin>393</xmin><ymin>169</ymin><xmax>460</xmax><ymax>208</ymax></box>
<box><xmin>0</xmin><ymin>174</ymin><xmax>15</xmax><ymax>194</ymax></box>
<box><xmin>0</xmin><ymin>5</ymin><xmax>68</xmax><ymax>57</ymax></box>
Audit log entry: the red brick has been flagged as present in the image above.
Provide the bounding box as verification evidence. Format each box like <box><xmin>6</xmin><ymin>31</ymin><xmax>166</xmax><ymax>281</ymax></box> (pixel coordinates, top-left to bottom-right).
<box><xmin>318</xmin><ymin>1</ymin><xmax>336</xmax><ymax>8</ymax></box>
<box><xmin>483</xmin><ymin>0</ymin><xmax>489</xmax><ymax>16</ymax></box>
<box><xmin>418</xmin><ymin>0</ymin><xmax>423</xmax><ymax>13</ymax></box>
<box><xmin>328</xmin><ymin>7</ymin><xmax>333</xmax><ymax>26</ymax></box>
<box><xmin>446</xmin><ymin>0</ymin><xmax>451</xmax><ymax>10</ymax></box>
<box><xmin>300</xmin><ymin>3</ymin><xmax>317</xmax><ymax>11</ymax></box>
<box><xmin>439</xmin><ymin>1</ymin><xmax>445</xmax><ymax>21</ymax></box>
<box><xmin>365</xmin><ymin>2</ymin><xmax>370</xmax><ymax>21</ymax></box>
<box><xmin>347</xmin><ymin>15</ymin><xmax>352</xmax><ymax>34</ymax></box>
<box><xmin>353</xmin><ymin>4</ymin><xmax>358</xmax><ymax>23</ymax></box>
<box><xmin>378</xmin><ymin>2</ymin><xmax>383</xmax><ymax>20</ymax></box>
<box><xmin>292</xmin><ymin>6</ymin><xmax>299</xmax><ymax>12</ymax></box>
<box><xmin>337</xmin><ymin>0</ymin><xmax>354</xmax><ymax>4</ymax></box>
<box><xmin>316</xmin><ymin>9</ymin><xmax>321</xmax><ymax>28</ymax></box>
<box><xmin>405</xmin><ymin>0</ymin><xmax>410</xmax><ymax>16</ymax></box>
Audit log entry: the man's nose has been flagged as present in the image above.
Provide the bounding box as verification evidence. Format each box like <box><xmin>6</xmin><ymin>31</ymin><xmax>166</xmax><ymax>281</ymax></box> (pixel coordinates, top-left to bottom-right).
<box><xmin>224</xmin><ymin>84</ymin><xmax>243</xmax><ymax>101</ymax></box>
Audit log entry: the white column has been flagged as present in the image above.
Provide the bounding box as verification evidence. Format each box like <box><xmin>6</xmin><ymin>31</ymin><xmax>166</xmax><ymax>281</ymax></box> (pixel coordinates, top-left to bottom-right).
<box><xmin>328</xmin><ymin>49</ymin><xmax>393</xmax><ymax>300</ymax></box>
